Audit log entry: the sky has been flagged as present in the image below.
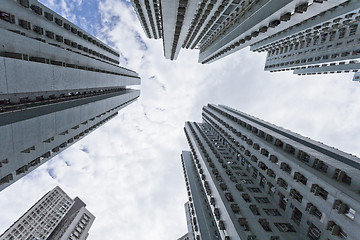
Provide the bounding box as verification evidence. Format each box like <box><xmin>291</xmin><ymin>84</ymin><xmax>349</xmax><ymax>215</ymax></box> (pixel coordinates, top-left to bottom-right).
<box><xmin>1</xmin><ymin>0</ymin><xmax>360</xmax><ymax>239</ymax></box>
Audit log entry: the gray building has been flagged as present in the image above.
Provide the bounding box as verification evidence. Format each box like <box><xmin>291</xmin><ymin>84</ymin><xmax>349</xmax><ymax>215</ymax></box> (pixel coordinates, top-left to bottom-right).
<box><xmin>177</xmin><ymin>202</ymin><xmax>194</xmax><ymax>240</ymax></box>
<box><xmin>0</xmin><ymin>186</ymin><xmax>95</xmax><ymax>240</ymax></box>
<box><xmin>132</xmin><ymin>0</ymin><xmax>359</xmax><ymax>79</ymax></box>
<box><xmin>180</xmin><ymin>104</ymin><xmax>360</xmax><ymax>240</ymax></box>
<box><xmin>0</xmin><ymin>0</ymin><xmax>140</xmax><ymax>192</ymax></box>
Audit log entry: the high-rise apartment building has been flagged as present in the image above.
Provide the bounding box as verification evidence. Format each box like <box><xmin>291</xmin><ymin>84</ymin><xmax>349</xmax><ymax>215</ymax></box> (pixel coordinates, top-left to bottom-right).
<box><xmin>132</xmin><ymin>0</ymin><xmax>359</xmax><ymax>79</ymax></box>
<box><xmin>180</xmin><ymin>104</ymin><xmax>360</xmax><ymax>240</ymax></box>
<box><xmin>177</xmin><ymin>202</ymin><xmax>194</xmax><ymax>240</ymax></box>
<box><xmin>0</xmin><ymin>0</ymin><xmax>141</xmax><ymax>192</ymax></box>
<box><xmin>0</xmin><ymin>186</ymin><xmax>95</xmax><ymax>240</ymax></box>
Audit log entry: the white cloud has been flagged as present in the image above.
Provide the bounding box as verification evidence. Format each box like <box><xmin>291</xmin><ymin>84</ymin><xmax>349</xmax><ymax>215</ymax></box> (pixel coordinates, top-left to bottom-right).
<box><xmin>1</xmin><ymin>0</ymin><xmax>360</xmax><ymax>239</ymax></box>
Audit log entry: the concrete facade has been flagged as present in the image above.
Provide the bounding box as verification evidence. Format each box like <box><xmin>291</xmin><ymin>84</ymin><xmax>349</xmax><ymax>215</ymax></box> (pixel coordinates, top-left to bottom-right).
<box><xmin>0</xmin><ymin>0</ymin><xmax>141</xmax><ymax>192</ymax></box>
<box><xmin>0</xmin><ymin>186</ymin><xmax>95</xmax><ymax>240</ymax></box>
<box><xmin>180</xmin><ymin>104</ymin><xmax>360</xmax><ymax>240</ymax></box>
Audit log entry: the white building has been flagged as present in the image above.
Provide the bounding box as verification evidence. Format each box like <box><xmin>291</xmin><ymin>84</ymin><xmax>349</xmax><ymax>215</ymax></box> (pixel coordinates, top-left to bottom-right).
<box><xmin>0</xmin><ymin>186</ymin><xmax>95</xmax><ymax>240</ymax></box>
<box><xmin>0</xmin><ymin>0</ymin><xmax>141</xmax><ymax>192</ymax></box>
<box><xmin>179</xmin><ymin>104</ymin><xmax>360</xmax><ymax>240</ymax></box>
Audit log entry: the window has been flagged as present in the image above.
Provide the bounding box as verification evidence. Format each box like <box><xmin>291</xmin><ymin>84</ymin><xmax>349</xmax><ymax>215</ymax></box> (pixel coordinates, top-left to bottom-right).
<box><xmin>254</xmin><ymin>197</ymin><xmax>270</xmax><ymax>204</ymax></box>
<box><xmin>238</xmin><ymin>218</ymin><xmax>250</xmax><ymax>231</ymax></box>
<box><xmin>64</xmin><ymin>39</ymin><xmax>71</xmax><ymax>45</ymax></box>
<box><xmin>294</xmin><ymin>172</ymin><xmax>307</xmax><ymax>185</ymax></box>
<box><xmin>284</xmin><ymin>144</ymin><xmax>295</xmax><ymax>154</ymax></box>
<box><xmin>291</xmin><ymin>207</ymin><xmax>302</xmax><ymax>225</ymax></box>
<box><xmin>339</xmin><ymin>28</ymin><xmax>346</xmax><ymax>39</ymax></box>
<box><xmin>280</xmin><ymin>162</ymin><xmax>292</xmax><ymax>174</ymax></box>
<box><xmin>19</xmin><ymin>19</ymin><xmax>31</xmax><ymax>30</ymax></box>
<box><xmin>274</xmin><ymin>223</ymin><xmax>296</xmax><ymax>232</ymax></box>
<box><xmin>30</xmin><ymin>5</ymin><xmax>42</xmax><ymax>15</ymax></box>
<box><xmin>307</xmin><ymin>223</ymin><xmax>321</xmax><ymax>240</ymax></box>
<box><xmin>242</xmin><ymin>193</ymin><xmax>251</xmax><ymax>203</ymax></box>
<box><xmin>235</xmin><ymin>184</ymin><xmax>243</xmax><ymax>192</ymax></box>
<box><xmin>225</xmin><ymin>192</ymin><xmax>234</xmax><ymax>202</ymax></box>
<box><xmin>249</xmin><ymin>205</ymin><xmax>260</xmax><ymax>215</ymax></box>
<box><xmin>278</xmin><ymin>192</ymin><xmax>287</xmax><ymax>210</ymax></box>
<box><xmin>333</xmin><ymin>200</ymin><xmax>356</xmax><ymax>220</ymax></box>
<box><xmin>264</xmin><ymin>208</ymin><xmax>281</xmax><ymax>216</ymax></box>
<box><xmin>56</xmin><ymin>35</ymin><xmax>63</xmax><ymax>42</ymax></box>
<box><xmin>71</xmin><ymin>27</ymin><xmax>77</xmax><ymax>34</ymax></box>
<box><xmin>33</xmin><ymin>25</ymin><xmax>43</xmax><ymax>35</ymax></box>
<box><xmin>259</xmin><ymin>219</ymin><xmax>272</xmax><ymax>232</ymax></box>
<box><xmin>0</xmin><ymin>11</ymin><xmax>15</xmax><ymax>23</ymax></box>
<box><xmin>64</xmin><ymin>23</ymin><xmax>71</xmax><ymax>30</ymax></box>
<box><xmin>261</xmin><ymin>148</ymin><xmax>269</xmax><ymax>157</ymax></box>
<box><xmin>311</xmin><ymin>184</ymin><xmax>328</xmax><ymax>200</ymax></box>
<box><xmin>306</xmin><ymin>203</ymin><xmax>322</xmax><ymax>220</ymax></box>
<box><xmin>19</xmin><ymin>0</ymin><xmax>30</xmax><ymax>8</ymax></box>
<box><xmin>277</xmin><ymin>178</ymin><xmax>288</xmax><ymax>189</ymax></box>
<box><xmin>231</xmin><ymin>204</ymin><xmax>240</xmax><ymax>214</ymax></box>
<box><xmin>290</xmin><ymin>188</ymin><xmax>303</xmax><ymax>203</ymax></box>
<box><xmin>55</xmin><ymin>17</ymin><xmax>62</xmax><ymax>26</ymax></box>
<box><xmin>44</xmin><ymin>12</ymin><xmax>53</xmax><ymax>21</ymax></box>
<box><xmin>248</xmin><ymin>187</ymin><xmax>262</xmax><ymax>193</ymax></box>
<box><xmin>241</xmin><ymin>179</ymin><xmax>253</xmax><ymax>184</ymax></box>
<box><xmin>45</xmin><ymin>31</ymin><xmax>54</xmax><ymax>39</ymax></box>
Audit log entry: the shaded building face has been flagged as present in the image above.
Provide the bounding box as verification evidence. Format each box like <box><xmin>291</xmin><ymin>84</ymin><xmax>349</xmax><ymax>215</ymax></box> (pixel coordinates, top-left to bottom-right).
<box><xmin>179</xmin><ymin>104</ymin><xmax>360</xmax><ymax>240</ymax></box>
<box><xmin>0</xmin><ymin>0</ymin><xmax>141</xmax><ymax>191</ymax></box>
